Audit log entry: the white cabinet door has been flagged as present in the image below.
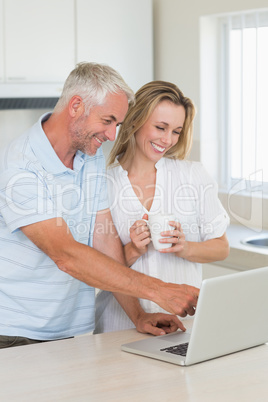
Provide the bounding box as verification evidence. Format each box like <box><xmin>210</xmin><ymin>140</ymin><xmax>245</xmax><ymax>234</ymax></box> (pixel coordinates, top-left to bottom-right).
<box><xmin>4</xmin><ymin>0</ymin><xmax>75</xmax><ymax>83</ymax></box>
<box><xmin>0</xmin><ymin>0</ymin><xmax>4</xmax><ymax>83</ymax></box>
<box><xmin>76</xmin><ymin>0</ymin><xmax>153</xmax><ymax>92</ymax></box>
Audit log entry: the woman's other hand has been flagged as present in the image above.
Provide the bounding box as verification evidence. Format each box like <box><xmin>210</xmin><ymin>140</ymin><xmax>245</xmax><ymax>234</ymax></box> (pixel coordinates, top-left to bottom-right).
<box><xmin>158</xmin><ymin>220</ymin><xmax>188</xmax><ymax>257</ymax></box>
<box><xmin>129</xmin><ymin>213</ymin><xmax>151</xmax><ymax>257</ymax></box>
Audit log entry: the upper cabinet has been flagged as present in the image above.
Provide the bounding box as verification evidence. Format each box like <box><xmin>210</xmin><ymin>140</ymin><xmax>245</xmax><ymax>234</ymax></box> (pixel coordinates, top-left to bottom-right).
<box><xmin>4</xmin><ymin>0</ymin><xmax>75</xmax><ymax>83</ymax></box>
<box><xmin>0</xmin><ymin>0</ymin><xmax>153</xmax><ymax>96</ymax></box>
<box><xmin>76</xmin><ymin>0</ymin><xmax>153</xmax><ymax>92</ymax></box>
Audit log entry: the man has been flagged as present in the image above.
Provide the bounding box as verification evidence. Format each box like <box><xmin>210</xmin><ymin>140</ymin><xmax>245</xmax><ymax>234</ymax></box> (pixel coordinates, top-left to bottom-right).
<box><xmin>0</xmin><ymin>63</ymin><xmax>199</xmax><ymax>348</ymax></box>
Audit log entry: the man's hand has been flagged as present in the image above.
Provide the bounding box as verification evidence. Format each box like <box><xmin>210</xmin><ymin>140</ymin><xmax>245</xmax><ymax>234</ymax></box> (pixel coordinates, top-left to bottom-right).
<box><xmin>135</xmin><ymin>311</ymin><xmax>186</xmax><ymax>336</ymax></box>
<box><xmin>154</xmin><ymin>283</ymin><xmax>199</xmax><ymax>317</ymax></box>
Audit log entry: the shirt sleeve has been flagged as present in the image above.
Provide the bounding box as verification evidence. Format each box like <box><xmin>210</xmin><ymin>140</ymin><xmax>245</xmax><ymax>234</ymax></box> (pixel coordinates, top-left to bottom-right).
<box><xmin>0</xmin><ymin>168</ymin><xmax>59</xmax><ymax>233</ymax></box>
<box><xmin>191</xmin><ymin>162</ymin><xmax>230</xmax><ymax>241</ymax></box>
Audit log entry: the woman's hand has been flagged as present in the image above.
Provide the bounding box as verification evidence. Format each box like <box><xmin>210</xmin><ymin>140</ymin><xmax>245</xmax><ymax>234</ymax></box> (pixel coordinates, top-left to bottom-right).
<box><xmin>159</xmin><ymin>222</ymin><xmax>229</xmax><ymax>263</ymax></box>
<box><xmin>129</xmin><ymin>213</ymin><xmax>151</xmax><ymax>257</ymax></box>
<box><xmin>158</xmin><ymin>220</ymin><xmax>189</xmax><ymax>257</ymax></box>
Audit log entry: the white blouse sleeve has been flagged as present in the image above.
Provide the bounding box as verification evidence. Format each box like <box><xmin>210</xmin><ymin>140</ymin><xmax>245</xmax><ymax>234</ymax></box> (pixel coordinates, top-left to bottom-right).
<box><xmin>191</xmin><ymin>162</ymin><xmax>230</xmax><ymax>241</ymax></box>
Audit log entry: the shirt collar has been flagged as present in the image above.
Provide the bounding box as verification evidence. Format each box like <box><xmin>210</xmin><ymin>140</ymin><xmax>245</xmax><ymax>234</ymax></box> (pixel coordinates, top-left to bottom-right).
<box><xmin>155</xmin><ymin>157</ymin><xmax>165</xmax><ymax>170</ymax></box>
<box><xmin>114</xmin><ymin>154</ymin><xmax>165</xmax><ymax>175</ymax></box>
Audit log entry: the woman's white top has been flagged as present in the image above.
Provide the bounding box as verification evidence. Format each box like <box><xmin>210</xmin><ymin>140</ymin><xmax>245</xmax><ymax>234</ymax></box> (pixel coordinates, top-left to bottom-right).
<box><xmin>94</xmin><ymin>158</ymin><xmax>229</xmax><ymax>333</ymax></box>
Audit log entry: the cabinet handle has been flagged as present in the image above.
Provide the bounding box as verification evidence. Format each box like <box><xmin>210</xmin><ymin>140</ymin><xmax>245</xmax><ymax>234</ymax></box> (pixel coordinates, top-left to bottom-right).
<box><xmin>7</xmin><ymin>77</ymin><xmax>27</xmax><ymax>81</ymax></box>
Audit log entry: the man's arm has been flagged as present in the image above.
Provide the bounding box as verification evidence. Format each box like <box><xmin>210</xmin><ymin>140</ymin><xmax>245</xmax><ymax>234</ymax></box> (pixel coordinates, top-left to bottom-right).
<box><xmin>20</xmin><ymin>215</ymin><xmax>199</xmax><ymax>317</ymax></box>
<box><xmin>93</xmin><ymin>209</ymin><xmax>185</xmax><ymax>335</ymax></box>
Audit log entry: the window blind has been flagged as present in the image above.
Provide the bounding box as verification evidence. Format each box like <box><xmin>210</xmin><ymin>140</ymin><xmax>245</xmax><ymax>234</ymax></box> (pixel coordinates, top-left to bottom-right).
<box><xmin>221</xmin><ymin>10</ymin><xmax>268</xmax><ymax>188</ymax></box>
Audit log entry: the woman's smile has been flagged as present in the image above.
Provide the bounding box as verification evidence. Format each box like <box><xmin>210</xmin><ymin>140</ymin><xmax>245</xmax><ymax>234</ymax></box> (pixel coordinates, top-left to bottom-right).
<box><xmin>150</xmin><ymin>141</ymin><xmax>166</xmax><ymax>153</ymax></box>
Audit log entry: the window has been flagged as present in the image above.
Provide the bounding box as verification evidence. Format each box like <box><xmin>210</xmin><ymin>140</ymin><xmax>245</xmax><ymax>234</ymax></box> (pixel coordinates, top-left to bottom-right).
<box><xmin>220</xmin><ymin>10</ymin><xmax>268</xmax><ymax>191</ymax></box>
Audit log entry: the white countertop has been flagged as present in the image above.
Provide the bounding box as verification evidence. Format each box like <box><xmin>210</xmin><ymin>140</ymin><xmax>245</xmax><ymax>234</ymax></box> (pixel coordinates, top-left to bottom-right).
<box><xmin>218</xmin><ymin>224</ymin><xmax>268</xmax><ymax>270</ymax></box>
<box><xmin>1</xmin><ymin>318</ymin><xmax>268</xmax><ymax>401</ymax></box>
<box><xmin>227</xmin><ymin>224</ymin><xmax>268</xmax><ymax>254</ymax></box>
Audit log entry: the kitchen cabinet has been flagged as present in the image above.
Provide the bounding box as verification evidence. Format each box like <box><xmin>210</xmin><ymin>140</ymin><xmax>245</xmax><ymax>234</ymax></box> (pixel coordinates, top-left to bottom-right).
<box><xmin>4</xmin><ymin>0</ymin><xmax>75</xmax><ymax>83</ymax></box>
<box><xmin>0</xmin><ymin>0</ymin><xmax>153</xmax><ymax>97</ymax></box>
<box><xmin>76</xmin><ymin>0</ymin><xmax>153</xmax><ymax>92</ymax></box>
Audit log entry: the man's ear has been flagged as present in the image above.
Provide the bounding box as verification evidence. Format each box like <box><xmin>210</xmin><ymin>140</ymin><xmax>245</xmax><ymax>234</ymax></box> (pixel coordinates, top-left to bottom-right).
<box><xmin>69</xmin><ymin>96</ymin><xmax>84</xmax><ymax>117</ymax></box>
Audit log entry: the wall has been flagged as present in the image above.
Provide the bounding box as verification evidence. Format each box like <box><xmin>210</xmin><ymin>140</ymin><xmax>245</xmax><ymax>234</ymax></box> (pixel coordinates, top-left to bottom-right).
<box><xmin>0</xmin><ymin>109</ymin><xmax>47</xmax><ymax>142</ymax></box>
<box><xmin>153</xmin><ymin>0</ymin><xmax>268</xmax><ymax>230</ymax></box>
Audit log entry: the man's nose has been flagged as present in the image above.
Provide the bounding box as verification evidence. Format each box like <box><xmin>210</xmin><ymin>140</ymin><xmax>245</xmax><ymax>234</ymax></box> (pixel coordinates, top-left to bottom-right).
<box><xmin>105</xmin><ymin>124</ymin><xmax>117</xmax><ymax>142</ymax></box>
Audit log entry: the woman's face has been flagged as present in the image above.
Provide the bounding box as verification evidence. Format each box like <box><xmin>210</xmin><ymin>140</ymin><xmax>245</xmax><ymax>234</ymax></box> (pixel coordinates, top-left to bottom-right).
<box><xmin>134</xmin><ymin>100</ymin><xmax>186</xmax><ymax>163</ymax></box>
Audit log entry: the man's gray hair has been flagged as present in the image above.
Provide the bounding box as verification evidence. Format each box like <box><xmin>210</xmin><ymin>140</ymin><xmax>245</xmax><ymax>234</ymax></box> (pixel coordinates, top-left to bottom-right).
<box><xmin>54</xmin><ymin>62</ymin><xmax>135</xmax><ymax>114</ymax></box>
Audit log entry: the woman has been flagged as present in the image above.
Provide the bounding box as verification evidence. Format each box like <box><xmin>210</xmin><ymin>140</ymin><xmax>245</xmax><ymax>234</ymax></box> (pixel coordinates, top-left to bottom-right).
<box><xmin>94</xmin><ymin>81</ymin><xmax>229</xmax><ymax>333</ymax></box>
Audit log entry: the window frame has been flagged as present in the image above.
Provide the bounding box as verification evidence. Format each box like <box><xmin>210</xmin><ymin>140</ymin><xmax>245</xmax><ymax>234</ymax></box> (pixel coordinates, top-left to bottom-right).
<box><xmin>219</xmin><ymin>10</ymin><xmax>268</xmax><ymax>194</ymax></box>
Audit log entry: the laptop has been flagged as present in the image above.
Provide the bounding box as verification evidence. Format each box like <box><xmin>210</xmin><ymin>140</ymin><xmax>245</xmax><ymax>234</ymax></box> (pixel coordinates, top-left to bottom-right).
<box><xmin>121</xmin><ymin>266</ymin><xmax>268</xmax><ymax>366</ymax></box>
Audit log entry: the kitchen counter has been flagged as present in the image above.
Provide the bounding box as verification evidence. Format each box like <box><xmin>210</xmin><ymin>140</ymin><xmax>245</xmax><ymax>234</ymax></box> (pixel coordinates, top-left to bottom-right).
<box><xmin>216</xmin><ymin>224</ymin><xmax>268</xmax><ymax>270</ymax></box>
<box><xmin>1</xmin><ymin>318</ymin><xmax>268</xmax><ymax>401</ymax></box>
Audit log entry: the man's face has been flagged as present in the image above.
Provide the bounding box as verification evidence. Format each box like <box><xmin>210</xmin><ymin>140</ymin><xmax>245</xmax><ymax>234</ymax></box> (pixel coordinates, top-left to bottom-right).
<box><xmin>70</xmin><ymin>91</ymin><xmax>129</xmax><ymax>156</ymax></box>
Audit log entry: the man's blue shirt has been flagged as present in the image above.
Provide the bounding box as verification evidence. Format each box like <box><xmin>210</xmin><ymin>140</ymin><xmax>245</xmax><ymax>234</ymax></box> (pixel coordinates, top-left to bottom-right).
<box><xmin>0</xmin><ymin>113</ymin><xmax>109</xmax><ymax>339</ymax></box>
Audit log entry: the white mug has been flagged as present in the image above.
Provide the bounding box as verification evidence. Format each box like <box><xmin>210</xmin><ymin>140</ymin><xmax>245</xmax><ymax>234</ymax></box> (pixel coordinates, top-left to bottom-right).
<box><xmin>145</xmin><ymin>213</ymin><xmax>175</xmax><ymax>250</ymax></box>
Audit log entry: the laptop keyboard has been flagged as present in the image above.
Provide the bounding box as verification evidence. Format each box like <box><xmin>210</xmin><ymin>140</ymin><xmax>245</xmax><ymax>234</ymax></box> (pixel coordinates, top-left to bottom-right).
<box><xmin>160</xmin><ymin>342</ymin><xmax>189</xmax><ymax>357</ymax></box>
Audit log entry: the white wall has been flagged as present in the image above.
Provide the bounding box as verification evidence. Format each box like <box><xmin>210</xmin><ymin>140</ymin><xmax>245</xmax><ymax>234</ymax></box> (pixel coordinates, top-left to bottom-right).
<box><xmin>0</xmin><ymin>109</ymin><xmax>49</xmax><ymax>147</ymax></box>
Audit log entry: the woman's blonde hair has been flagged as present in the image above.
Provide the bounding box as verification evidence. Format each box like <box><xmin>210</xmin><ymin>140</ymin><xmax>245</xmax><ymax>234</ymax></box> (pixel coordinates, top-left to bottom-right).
<box><xmin>108</xmin><ymin>80</ymin><xmax>196</xmax><ymax>166</ymax></box>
